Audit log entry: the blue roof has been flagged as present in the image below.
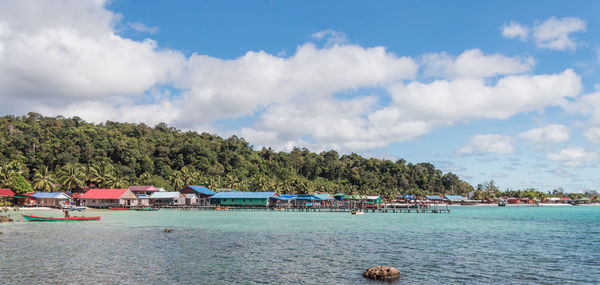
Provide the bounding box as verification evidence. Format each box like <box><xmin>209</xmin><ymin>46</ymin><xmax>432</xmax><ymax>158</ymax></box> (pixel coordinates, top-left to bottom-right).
<box><xmin>426</xmin><ymin>195</ymin><xmax>446</xmax><ymax>200</ymax></box>
<box><xmin>32</xmin><ymin>192</ymin><xmax>71</xmax><ymax>199</ymax></box>
<box><xmin>403</xmin><ymin>194</ymin><xmax>416</xmax><ymax>199</ymax></box>
<box><xmin>186</xmin><ymin>186</ymin><xmax>215</xmax><ymax>195</ymax></box>
<box><xmin>445</xmin><ymin>195</ymin><xmax>465</xmax><ymax>200</ymax></box>
<box><xmin>211</xmin><ymin>192</ymin><xmax>277</xmax><ymax>199</ymax></box>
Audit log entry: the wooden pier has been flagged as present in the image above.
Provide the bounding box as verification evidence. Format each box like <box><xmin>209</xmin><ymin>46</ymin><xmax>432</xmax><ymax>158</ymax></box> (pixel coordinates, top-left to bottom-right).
<box><xmin>157</xmin><ymin>203</ymin><xmax>450</xmax><ymax>214</ymax></box>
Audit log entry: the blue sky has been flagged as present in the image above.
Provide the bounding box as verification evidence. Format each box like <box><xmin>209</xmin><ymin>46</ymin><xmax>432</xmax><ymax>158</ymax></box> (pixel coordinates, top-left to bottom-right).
<box><xmin>1</xmin><ymin>0</ymin><xmax>600</xmax><ymax>192</ymax></box>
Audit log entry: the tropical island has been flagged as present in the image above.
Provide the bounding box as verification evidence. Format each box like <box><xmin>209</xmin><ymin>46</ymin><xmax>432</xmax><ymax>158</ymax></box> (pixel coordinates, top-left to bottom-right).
<box><xmin>0</xmin><ymin>113</ymin><xmax>597</xmax><ymax>204</ymax></box>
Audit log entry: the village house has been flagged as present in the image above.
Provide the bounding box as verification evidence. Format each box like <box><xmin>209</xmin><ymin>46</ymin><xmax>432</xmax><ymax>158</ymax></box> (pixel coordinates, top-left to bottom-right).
<box><xmin>184</xmin><ymin>193</ymin><xmax>199</xmax><ymax>206</ymax></box>
<box><xmin>0</xmin><ymin>189</ymin><xmax>15</xmax><ymax>200</ymax></box>
<box><xmin>179</xmin><ymin>185</ymin><xmax>215</xmax><ymax>205</ymax></box>
<box><xmin>31</xmin><ymin>192</ymin><xmax>71</xmax><ymax>208</ymax></box>
<box><xmin>129</xmin><ymin>185</ymin><xmax>160</xmax><ymax>196</ymax></box>
<box><xmin>149</xmin><ymin>192</ymin><xmax>186</xmax><ymax>206</ymax></box>
<box><xmin>210</xmin><ymin>192</ymin><xmax>279</xmax><ymax>207</ymax></box>
<box><xmin>80</xmin><ymin>189</ymin><xmax>139</xmax><ymax>208</ymax></box>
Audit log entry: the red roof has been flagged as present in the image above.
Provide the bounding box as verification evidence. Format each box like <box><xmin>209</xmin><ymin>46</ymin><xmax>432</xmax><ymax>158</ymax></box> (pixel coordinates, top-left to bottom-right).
<box><xmin>0</xmin><ymin>189</ymin><xmax>15</xmax><ymax>197</ymax></box>
<box><xmin>80</xmin><ymin>189</ymin><xmax>129</xmax><ymax>199</ymax></box>
<box><xmin>23</xmin><ymin>192</ymin><xmax>35</xmax><ymax>196</ymax></box>
<box><xmin>561</xmin><ymin>197</ymin><xmax>573</xmax><ymax>201</ymax></box>
<box><xmin>129</xmin><ymin>185</ymin><xmax>159</xmax><ymax>192</ymax></box>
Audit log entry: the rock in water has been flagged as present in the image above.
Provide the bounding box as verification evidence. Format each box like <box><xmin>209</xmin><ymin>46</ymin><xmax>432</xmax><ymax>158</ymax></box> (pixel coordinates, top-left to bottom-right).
<box><xmin>0</xmin><ymin>216</ymin><xmax>13</xmax><ymax>223</ymax></box>
<box><xmin>363</xmin><ymin>266</ymin><xmax>400</xmax><ymax>281</ymax></box>
<box><xmin>164</xmin><ymin>228</ymin><xmax>173</xmax><ymax>233</ymax></box>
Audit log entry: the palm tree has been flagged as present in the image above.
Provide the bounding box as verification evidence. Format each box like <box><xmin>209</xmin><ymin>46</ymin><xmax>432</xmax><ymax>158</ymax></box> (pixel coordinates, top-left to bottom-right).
<box><xmin>105</xmin><ymin>175</ymin><xmax>129</xmax><ymax>189</ymax></box>
<box><xmin>59</xmin><ymin>163</ymin><xmax>84</xmax><ymax>191</ymax></box>
<box><xmin>170</xmin><ymin>171</ymin><xmax>185</xmax><ymax>191</ymax></box>
<box><xmin>139</xmin><ymin>172</ymin><xmax>152</xmax><ymax>185</ymax></box>
<box><xmin>91</xmin><ymin>162</ymin><xmax>115</xmax><ymax>187</ymax></box>
<box><xmin>33</xmin><ymin>166</ymin><xmax>56</xmax><ymax>191</ymax></box>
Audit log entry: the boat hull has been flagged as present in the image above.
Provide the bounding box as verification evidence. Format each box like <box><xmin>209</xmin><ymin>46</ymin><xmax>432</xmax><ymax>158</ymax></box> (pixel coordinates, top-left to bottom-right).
<box><xmin>23</xmin><ymin>214</ymin><xmax>100</xmax><ymax>221</ymax></box>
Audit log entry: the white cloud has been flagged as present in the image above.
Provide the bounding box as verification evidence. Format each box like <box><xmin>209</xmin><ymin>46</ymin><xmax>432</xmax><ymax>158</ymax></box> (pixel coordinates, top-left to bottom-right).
<box><xmin>583</xmin><ymin>127</ymin><xmax>600</xmax><ymax>144</ymax></box>
<box><xmin>129</xmin><ymin>22</ymin><xmax>159</xmax><ymax>34</ymax></box>
<box><xmin>517</xmin><ymin>124</ymin><xmax>570</xmax><ymax>147</ymax></box>
<box><xmin>311</xmin><ymin>29</ymin><xmax>348</xmax><ymax>46</ymax></box>
<box><xmin>456</xmin><ymin>134</ymin><xmax>515</xmax><ymax>156</ymax></box>
<box><xmin>0</xmin><ymin>1</ymin><xmax>587</xmax><ymax>153</ymax></box>
<box><xmin>0</xmin><ymin>0</ymin><xmax>185</xmax><ymax>115</ymax></box>
<box><xmin>179</xmin><ymin>43</ymin><xmax>418</xmax><ymax>128</ymax></box>
<box><xmin>501</xmin><ymin>21</ymin><xmax>529</xmax><ymax>41</ymax></box>
<box><xmin>547</xmin><ymin>147</ymin><xmax>599</xmax><ymax>166</ymax></box>
<box><xmin>422</xmin><ymin>49</ymin><xmax>535</xmax><ymax>78</ymax></box>
<box><xmin>501</xmin><ymin>17</ymin><xmax>586</xmax><ymax>51</ymax></box>
<box><xmin>533</xmin><ymin>17</ymin><xmax>586</xmax><ymax>51</ymax></box>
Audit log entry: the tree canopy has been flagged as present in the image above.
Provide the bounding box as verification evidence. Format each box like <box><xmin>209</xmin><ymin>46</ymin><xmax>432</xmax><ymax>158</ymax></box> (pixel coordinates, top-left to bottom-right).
<box><xmin>0</xmin><ymin>113</ymin><xmax>474</xmax><ymax>195</ymax></box>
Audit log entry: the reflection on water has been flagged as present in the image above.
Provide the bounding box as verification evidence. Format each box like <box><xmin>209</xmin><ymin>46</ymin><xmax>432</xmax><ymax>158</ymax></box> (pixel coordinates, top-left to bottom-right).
<box><xmin>1</xmin><ymin>207</ymin><xmax>599</xmax><ymax>284</ymax></box>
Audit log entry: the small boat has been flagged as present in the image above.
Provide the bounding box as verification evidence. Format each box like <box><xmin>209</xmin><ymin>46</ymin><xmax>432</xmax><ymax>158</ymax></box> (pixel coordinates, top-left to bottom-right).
<box><xmin>22</xmin><ymin>214</ymin><xmax>100</xmax><ymax>221</ymax></box>
<box><xmin>498</xmin><ymin>201</ymin><xmax>506</xmax><ymax>207</ymax></box>
<box><xmin>68</xmin><ymin>206</ymin><xmax>87</xmax><ymax>211</ymax></box>
<box><xmin>135</xmin><ymin>207</ymin><xmax>158</xmax><ymax>211</ymax></box>
<box><xmin>351</xmin><ymin>210</ymin><xmax>364</xmax><ymax>215</ymax></box>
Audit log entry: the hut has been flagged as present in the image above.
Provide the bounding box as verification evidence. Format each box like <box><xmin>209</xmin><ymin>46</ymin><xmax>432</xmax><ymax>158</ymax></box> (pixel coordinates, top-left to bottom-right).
<box><xmin>31</xmin><ymin>192</ymin><xmax>72</xmax><ymax>208</ymax></box>
<box><xmin>129</xmin><ymin>185</ymin><xmax>159</xmax><ymax>196</ymax></box>
<box><xmin>180</xmin><ymin>185</ymin><xmax>216</xmax><ymax>198</ymax></box>
<box><xmin>0</xmin><ymin>189</ymin><xmax>15</xmax><ymax>200</ymax></box>
<box><xmin>80</xmin><ymin>189</ymin><xmax>139</xmax><ymax>208</ymax></box>
<box><xmin>184</xmin><ymin>193</ymin><xmax>199</xmax><ymax>205</ymax></box>
<box><xmin>210</xmin><ymin>192</ymin><xmax>279</xmax><ymax>207</ymax></box>
<box><xmin>366</xmin><ymin>195</ymin><xmax>383</xmax><ymax>205</ymax></box>
<box><xmin>180</xmin><ymin>185</ymin><xmax>215</xmax><ymax>205</ymax></box>
<box><xmin>445</xmin><ymin>195</ymin><xmax>466</xmax><ymax>204</ymax></box>
<box><xmin>149</xmin><ymin>192</ymin><xmax>186</xmax><ymax>206</ymax></box>
<box><xmin>137</xmin><ymin>194</ymin><xmax>150</xmax><ymax>206</ymax></box>
<box><xmin>560</xmin><ymin>197</ymin><xmax>573</xmax><ymax>204</ymax></box>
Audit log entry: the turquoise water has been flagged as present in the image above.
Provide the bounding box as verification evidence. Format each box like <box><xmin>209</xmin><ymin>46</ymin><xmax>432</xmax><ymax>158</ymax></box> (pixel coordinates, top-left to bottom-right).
<box><xmin>1</xmin><ymin>206</ymin><xmax>599</xmax><ymax>284</ymax></box>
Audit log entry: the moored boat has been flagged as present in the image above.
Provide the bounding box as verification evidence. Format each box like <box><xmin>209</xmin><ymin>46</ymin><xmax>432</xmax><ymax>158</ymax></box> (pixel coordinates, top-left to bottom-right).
<box><xmin>135</xmin><ymin>207</ymin><xmax>158</xmax><ymax>211</ymax></box>
<box><xmin>22</xmin><ymin>214</ymin><xmax>100</xmax><ymax>221</ymax></box>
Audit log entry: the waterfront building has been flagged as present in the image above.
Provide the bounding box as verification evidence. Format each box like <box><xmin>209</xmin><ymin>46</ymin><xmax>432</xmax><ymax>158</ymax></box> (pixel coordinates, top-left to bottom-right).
<box><xmin>80</xmin><ymin>189</ymin><xmax>139</xmax><ymax>208</ymax></box>
<box><xmin>149</xmin><ymin>192</ymin><xmax>186</xmax><ymax>206</ymax></box>
<box><xmin>0</xmin><ymin>189</ymin><xmax>15</xmax><ymax>199</ymax></box>
<box><xmin>366</xmin><ymin>195</ymin><xmax>383</xmax><ymax>205</ymax></box>
<box><xmin>179</xmin><ymin>185</ymin><xmax>216</xmax><ymax>198</ymax></box>
<box><xmin>445</xmin><ymin>195</ymin><xmax>466</xmax><ymax>204</ymax></box>
<box><xmin>31</xmin><ymin>192</ymin><xmax>71</xmax><ymax>208</ymax></box>
<box><xmin>334</xmin><ymin>193</ymin><xmax>345</xmax><ymax>201</ymax></box>
<box><xmin>210</xmin><ymin>191</ymin><xmax>279</xmax><ymax>207</ymax></box>
<box><xmin>129</xmin><ymin>185</ymin><xmax>160</xmax><ymax>196</ymax></box>
<box><xmin>184</xmin><ymin>193</ymin><xmax>199</xmax><ymax>205</ymax></box>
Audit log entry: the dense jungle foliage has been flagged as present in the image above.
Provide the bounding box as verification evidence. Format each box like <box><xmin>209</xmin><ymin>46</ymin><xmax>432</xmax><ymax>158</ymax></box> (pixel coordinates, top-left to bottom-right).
<box><xmin>0</xmin><ymin>113</ymin><xmax>476</xmax><ymax>195</ymax></box>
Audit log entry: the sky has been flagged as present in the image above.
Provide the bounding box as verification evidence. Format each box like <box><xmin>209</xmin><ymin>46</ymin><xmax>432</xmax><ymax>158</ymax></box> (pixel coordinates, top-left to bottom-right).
<box><xmin>1</xmin><ymin>0</ymin><xmax>600</xmax><ymax>192</ymax></box>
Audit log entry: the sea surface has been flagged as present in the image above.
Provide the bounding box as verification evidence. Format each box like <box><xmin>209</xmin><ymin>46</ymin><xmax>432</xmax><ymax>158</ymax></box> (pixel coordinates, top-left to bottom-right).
<box><xmin>1</xmin><ymin>206</ymin><xmax>599</xmax><ymax>284</ymax></box>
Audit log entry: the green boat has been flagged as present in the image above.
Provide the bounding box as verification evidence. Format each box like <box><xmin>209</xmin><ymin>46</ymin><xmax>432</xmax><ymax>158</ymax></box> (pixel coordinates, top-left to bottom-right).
<box><xmin>22</xmin><ymin>214</ymin><xmax>100</xmax><ymax>221</ymax></box>
<box><xmin>135</xmin><ymin>207</ymin><xmax>158</xmax><ymax>211</ymax></box>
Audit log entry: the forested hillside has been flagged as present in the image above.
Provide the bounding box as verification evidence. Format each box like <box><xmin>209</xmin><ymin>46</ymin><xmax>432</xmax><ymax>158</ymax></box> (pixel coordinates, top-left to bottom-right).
<box><xmin>0</xmin><ymin>113</ymin><xmax>473</xmax><ymax>195</ymax></box>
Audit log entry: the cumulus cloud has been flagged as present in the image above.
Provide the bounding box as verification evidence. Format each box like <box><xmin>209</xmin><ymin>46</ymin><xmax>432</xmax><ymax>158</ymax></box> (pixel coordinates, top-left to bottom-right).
<box><xmin>533</xmin><ymin>17</ymin><xmax>586</xmax><ymax>50</ymax></box>
<box><xmin>455</xmin><ymin>134</ymin><xmax>515</xmax><ymax>156</ymax></box>
<box><xmin>0</xmin><ymin>0</ymin><xmax>587</xmax><ymax>153</ymax></box>
<box><xmin>422</xmin><ymin>49</ymin><xmax>535</xmax><ymax>78</ymax></box>
<box><xmin>501</xmin><ymin>21</ymin><xmax>529</xmax><ymax>41</ymax></box>
<box><xmin>0</xmin><ymin>0</ymin><xmax>185</xmax><ymax>119</ymax></box>
<box><xmin>517</xmin><ymin>124</ymin><xmax>570</xmax><ymax>147</ymax></box>
<box><xmin>501</xmin><ymin>17</ymin><xmax>586</xmax><ymax>51</ymax></box>
<box><xmin>547</xmin><ymin>147</ymin><xmax>599</xmax><ymax>166</ymax></box>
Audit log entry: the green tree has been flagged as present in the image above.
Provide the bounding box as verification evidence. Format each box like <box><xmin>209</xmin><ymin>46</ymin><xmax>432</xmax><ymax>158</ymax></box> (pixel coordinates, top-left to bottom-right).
<box><xmin>32</xmin><ymin>166</ymin><xmax>56</xmax><ymax>191</ymax></box>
